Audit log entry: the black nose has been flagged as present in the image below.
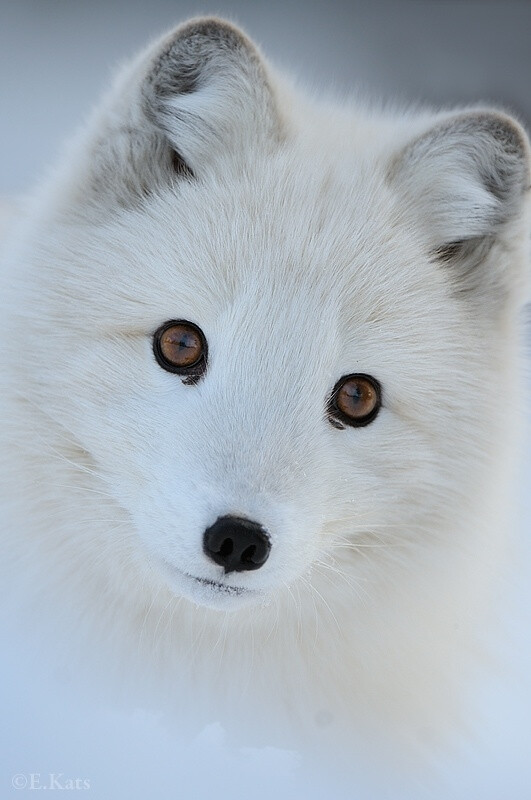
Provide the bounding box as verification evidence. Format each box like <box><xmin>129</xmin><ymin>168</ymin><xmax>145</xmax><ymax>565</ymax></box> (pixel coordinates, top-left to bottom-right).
<box><xmin>203</xmin><ymin>516</ymin><xmax>271</xmax><ymax>573</ymax></box>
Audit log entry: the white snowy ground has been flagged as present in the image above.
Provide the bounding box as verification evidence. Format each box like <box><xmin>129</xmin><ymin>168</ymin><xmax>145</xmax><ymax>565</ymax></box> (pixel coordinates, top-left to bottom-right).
<box><xmin>1</xmin><ymin>370</ymin><xmax>530</xmax><ymax>800</ymax></box>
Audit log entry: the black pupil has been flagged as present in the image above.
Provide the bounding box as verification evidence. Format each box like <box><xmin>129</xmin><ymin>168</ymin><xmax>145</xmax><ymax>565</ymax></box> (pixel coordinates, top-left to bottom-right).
<box><xmin>345</xmin><ymin>382</ymin><xmax>364</xmax><ymax>407</ymax></box>
<box><xmin>178</xmin><ymin>332</ymin><xmax>198</xmax><ymax>357</ymax></box>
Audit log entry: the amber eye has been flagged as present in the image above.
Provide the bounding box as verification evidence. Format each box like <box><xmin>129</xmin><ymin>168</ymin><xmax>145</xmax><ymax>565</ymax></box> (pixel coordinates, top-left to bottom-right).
<box><xmin>153</xmin><ymin>320</ymin><xmax>207</xmax><ymax>381</ymax></box>
<box><xmin>328</xmin><ymin>374</ymin><xmax>381</xmax><ymax>428</ymax></box>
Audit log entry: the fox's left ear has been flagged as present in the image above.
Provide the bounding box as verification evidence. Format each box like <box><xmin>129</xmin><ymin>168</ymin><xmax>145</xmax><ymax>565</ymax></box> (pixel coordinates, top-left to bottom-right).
<box><xmin>390</xmin><ymin>110</ymin><xmax>531</xmax><ymax>302</ymax></box>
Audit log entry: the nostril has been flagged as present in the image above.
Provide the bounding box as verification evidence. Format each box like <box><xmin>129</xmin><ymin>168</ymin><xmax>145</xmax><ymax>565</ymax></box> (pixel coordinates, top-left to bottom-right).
<box><xmin>218</xmin><ymin>538</ymin><xmax>234</xmax><ymax>558</ymax></box>
<box><xmin>203</xmin><ymin>516</ymin><xmax>271</xmax><ymax>574</ymax></box>
<box><xmin>241</xmin><ymin>544</ymin><xmax>256</xmax><ymax>565</ymax></box>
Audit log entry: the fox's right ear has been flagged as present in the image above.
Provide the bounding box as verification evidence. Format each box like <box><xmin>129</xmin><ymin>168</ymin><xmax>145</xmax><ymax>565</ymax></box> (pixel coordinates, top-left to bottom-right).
<box><xmin>72</xmin><ymin>18</ymin><xmax>280</xmax><ymax>207</ymax></box>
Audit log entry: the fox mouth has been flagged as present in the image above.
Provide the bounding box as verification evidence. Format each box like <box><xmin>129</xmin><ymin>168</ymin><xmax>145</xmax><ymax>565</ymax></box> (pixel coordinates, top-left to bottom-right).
<box><xmin>188</xmin><ymin>574</ymin><xmax>248</xmax><ymax>596</ymax></box>
<box><xmin>158</xmin><ymin>558</ymin><xmax>262</xmax><ymax>603</ymax></box>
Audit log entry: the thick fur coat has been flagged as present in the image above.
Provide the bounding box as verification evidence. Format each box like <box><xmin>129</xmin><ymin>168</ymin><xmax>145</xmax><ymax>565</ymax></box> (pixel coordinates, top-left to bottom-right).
<box><xmin>1</xmin><ymin>17</ymin><xmax>530</xmax><ymax>765</ymax></box>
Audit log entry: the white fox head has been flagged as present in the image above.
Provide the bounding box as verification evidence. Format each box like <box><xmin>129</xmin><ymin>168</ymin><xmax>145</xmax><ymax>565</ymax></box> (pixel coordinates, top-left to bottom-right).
<box><xmin>6</xmin><ymin>18</ymin><xmax>530</xmax><ymax>616</ymax></box>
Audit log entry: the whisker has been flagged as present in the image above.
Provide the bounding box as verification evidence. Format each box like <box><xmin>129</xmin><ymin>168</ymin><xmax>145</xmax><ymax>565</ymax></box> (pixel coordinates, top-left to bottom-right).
<box><xmin>313</xmin><ymin>558</ymin><xmax>370</xmax><ymax>605</ymax></box>
<box><xmin>300</xmin><ymin>573</ymin><xmax>342</xmax><ymax>635</ymax></box>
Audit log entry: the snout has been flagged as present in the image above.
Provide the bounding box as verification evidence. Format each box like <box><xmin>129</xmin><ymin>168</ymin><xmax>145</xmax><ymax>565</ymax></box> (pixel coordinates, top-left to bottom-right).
<box><xmin>203</xmin><ymin>515</ymin><xmax>271</xmax><ymax>573</ymax></box>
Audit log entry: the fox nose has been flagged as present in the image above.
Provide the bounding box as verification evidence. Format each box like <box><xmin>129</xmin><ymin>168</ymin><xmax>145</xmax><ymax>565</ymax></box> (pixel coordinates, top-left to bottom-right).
<box><xmin>203</xmin><ymin>516</ymin><xmax>271</xmax><ymax>573</ymax></box>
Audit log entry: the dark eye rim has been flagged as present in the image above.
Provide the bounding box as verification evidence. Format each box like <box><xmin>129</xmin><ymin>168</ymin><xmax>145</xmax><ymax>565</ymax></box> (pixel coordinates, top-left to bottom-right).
<box><xmin>152</xmin><ymin>319</ymin><xmax>208</xmax><ymax>381</ymax></box>
<box><xmin>327</xmin><ymin>373</ymin><xmax>382</xmax><ymax>428</ymax></box>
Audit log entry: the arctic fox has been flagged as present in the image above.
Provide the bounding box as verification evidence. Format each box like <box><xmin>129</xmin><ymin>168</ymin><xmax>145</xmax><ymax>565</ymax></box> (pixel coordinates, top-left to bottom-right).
<box><xmin>1</xmin><ymin>17</ymin><xmax>530</xmax><ymax>763</ymax></box>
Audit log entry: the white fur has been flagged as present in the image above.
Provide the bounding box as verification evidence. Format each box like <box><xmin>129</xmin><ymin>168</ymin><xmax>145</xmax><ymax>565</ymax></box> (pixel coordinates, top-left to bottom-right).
<box><xmin>1</xmin><ymin>17</ymin><xmax>530</xmax><ymax>767</ymax></box>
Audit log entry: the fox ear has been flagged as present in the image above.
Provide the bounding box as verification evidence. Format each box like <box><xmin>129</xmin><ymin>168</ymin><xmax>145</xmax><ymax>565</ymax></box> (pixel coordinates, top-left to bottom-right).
<box><xmin>390</xmin><ymin>110</ymin><xmax>531</xmax><ymax>298</ymax></box>
<box><xmin>76</xmin><ymin>18</ymin><xmax>279</xmax><ymax>207</ymax></box>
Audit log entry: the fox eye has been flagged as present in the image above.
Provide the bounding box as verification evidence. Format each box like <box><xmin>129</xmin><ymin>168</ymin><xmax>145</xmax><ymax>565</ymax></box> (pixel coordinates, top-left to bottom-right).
<box><xmin>328</xmin><ymin>374</ymin><xmax>381</xmax><ymax>428</ymax></box>
<box><xmin>153</xmin><ymin>320</ymin><xmax>207</xmax><ymax>382</ymax></box>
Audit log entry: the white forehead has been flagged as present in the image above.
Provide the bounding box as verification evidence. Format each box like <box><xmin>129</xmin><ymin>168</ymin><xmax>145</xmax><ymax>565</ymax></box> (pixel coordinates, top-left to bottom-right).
<box><xmin>68</xmin><ymin>140</ymin><xmax>447</xmax><ymax>340</ymax></box>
